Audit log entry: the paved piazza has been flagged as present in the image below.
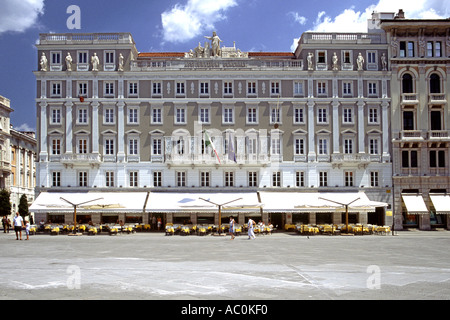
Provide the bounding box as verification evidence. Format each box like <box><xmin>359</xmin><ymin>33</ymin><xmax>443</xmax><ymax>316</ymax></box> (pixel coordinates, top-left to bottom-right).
<box><xmin>1</xmin><ymin>230</ymin><xmax>449</xmax><ymax>300</ymax></box>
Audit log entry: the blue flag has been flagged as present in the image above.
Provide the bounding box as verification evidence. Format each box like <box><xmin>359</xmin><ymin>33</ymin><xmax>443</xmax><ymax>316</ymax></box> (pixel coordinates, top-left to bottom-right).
<box><xmin>228</xmin><ymin>133</ymin><xmax>237</xmax><ymax>163</ymax></box>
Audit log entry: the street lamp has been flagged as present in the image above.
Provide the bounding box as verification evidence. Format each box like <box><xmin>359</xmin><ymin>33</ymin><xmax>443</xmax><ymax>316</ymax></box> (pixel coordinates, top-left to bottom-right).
<box><xmin>199</xmin><ymin>197</ymin><xmax>242</xmax><ymax>234</ymax></box>
<box><xmin>60</xmin><ymin>197</ymin><xmax>103</xmax><ymax>234</ymax></box>
<box><xmin>318</xmin><ymin>197</ymin><xmax>360</xmax><ymax>234</ymax></box>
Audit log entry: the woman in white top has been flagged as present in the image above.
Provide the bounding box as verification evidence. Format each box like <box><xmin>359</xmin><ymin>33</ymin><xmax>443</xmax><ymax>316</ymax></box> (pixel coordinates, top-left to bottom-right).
<box><xmin>248</xmin><ymin>218</ymin><xmax>256</xmax><ymax>240</ymax></box>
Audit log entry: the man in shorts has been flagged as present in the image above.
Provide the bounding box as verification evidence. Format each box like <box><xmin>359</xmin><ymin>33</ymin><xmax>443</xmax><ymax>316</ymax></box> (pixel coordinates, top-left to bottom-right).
<box><xmin>13</xmin><ymin>212</ymin><xmax>24</xmax><ymax>240</ymax></box>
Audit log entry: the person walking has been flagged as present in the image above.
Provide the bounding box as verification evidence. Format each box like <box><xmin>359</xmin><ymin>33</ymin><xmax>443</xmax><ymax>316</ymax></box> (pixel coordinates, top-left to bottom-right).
<box><xmin>247</xmin><ymin>218</ymin><xmax>256</xmax><ymax>240</ymax></box>
<box><xmin>2</xmin><ymin>216</ymin><xmax>9</xmax><ymax>233</ymax></box>
<box><xmin>24</xmin><ymin>219</ymin><xmax>30</xmax><ymax>240</ymax></box>
<box><xmin>229</xmin><ymin>216</ymin><xmax>235</xmax><ymax>240</ymax></box>
<box><xmin>13</xmin><ymin>212</ymin><xmax>24</xmax><ymax>240</ymax></box>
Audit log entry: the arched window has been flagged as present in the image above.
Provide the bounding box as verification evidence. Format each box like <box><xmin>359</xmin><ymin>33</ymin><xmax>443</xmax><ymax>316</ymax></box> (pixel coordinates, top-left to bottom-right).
<box><xmin>402</xmin><ymin>74</ymin><xmax>414</xmax><ymax>93</ymax></box>
<box><xmin>430</xmin><ymin>73</ymin><xmax>441</xmax><ymax>94</ymax></box>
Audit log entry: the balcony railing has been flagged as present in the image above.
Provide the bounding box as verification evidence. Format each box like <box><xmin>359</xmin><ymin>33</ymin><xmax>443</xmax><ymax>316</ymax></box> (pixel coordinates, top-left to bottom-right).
<box><xmin>401</xmin><ymin>93</ymin><xmax>418</xmax><ymax>103</ymax></box>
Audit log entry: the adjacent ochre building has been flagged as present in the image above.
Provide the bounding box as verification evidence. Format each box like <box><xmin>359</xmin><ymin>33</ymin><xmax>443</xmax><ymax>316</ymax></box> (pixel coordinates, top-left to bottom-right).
<box><xmin>381</xmin><ymin>10</ymin><xmax>450</xmax><ymax>230</ymax></box>
<box><xmin>30</xmin><ymin>10</ymin><xmax>449</xmax><ymax>230</ymax></box>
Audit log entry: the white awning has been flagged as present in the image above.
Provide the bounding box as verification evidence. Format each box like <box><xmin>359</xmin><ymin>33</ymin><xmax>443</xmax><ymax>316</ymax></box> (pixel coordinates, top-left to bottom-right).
<box><xmin>259</xmin><ymin>191</ymin><xmax>387</xmax><ymax>213</ymax></box>
<box><xmin>145</xmin><ymin>192</ymin><xmax>262</xmax><ymax>213</ymax></box>
<box><xmin>430</xmin><ymin>194</ymin><xmax>450</xmax><ymax>214</ymax></box>
<box><xmin>402</xmin><ymin>194</ymin><xmax>428</xmax><ymax>215</ymax></box>
<box><xmin>30</xmin><ymin>192</ymin><xmax>149</xmax><ymax>213</ymax></box>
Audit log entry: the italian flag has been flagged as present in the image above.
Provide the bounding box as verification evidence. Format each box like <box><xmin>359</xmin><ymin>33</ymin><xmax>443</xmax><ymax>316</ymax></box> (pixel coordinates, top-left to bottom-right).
<box><xmin>204</xmin><ymin>130</ymin><xmax>220</xmax><ymax>164</ymax></box>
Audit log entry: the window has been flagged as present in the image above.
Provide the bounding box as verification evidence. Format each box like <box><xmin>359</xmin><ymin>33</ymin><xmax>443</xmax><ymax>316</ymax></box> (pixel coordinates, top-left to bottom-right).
<box><xmin>152</xmin><ymin>82</ymin><xmax>162</xmax><ymax>95</ymax></box>
<box><xmin>271</xmin><ymin>82</ymin><xmax>280</xmax><ymax>95</ymax></box>
<box><xmin>430</xmin><ymin>74</ymin><xmax>441</xmax><ymax>94</ymax></box>
<box><xmin>51</xmin><ymin>139</ymin><xmax>61</xmax><ymax>155</ymax></box>
<box><xmin>344</xmin><ymin>171</ymin><xmax>354</xmax><ymax>187</ymax></box>
<box><xmin>152</xmin><ymin>107</ymin><xmax>162</xmax><ymax>124</ymax></box>
<box><xmin>402</xmin><ymin>150</ymin><xmax>418</xmax><ymax>168</ymax></box>
<box><xmin>369</xmin><ymin>138</ymin><xmax>379</xmax><ymax>155</ymax></box>
<box><xmin>129</xmin><ymin>82</ymin><xmax>138</xmax><ymax>96</ymax></box>
<box><xmin>200</xmin><ymin>171</ymin><xmax>210</xmax><ymax>187</ymax></box>
<box><xmin>429</xmin><ymin>150</ymin><xmax>446</xmax><ymax>168</ymax></box>
<box><xmin>318</xmin><ymin>107</ymin><xmax>327</xmax><ymax>123</ymax></box>
<box><xmin>176</xmin><ymin>82</ymin><xmax>185</xmax><ymax>95</ymax></box>
<box><xmin>175</xmin><ymin>106</ymin><xmax>186</xmax><ymax>124</ymax></box>
<box><xmin>224</xmin><ymin>82</ymin><xmax>233</xmax><ymax>95</ymax></box>
<box><xmin>402</xmin><ymin>74</ymin><xmax>414</xmax><ymax>93</ymax></box>
<box><xmin>430</xmin><ymin>110</ymin><xmax>442</xmax><ymax>131</ymax></box>
<box><xmin>343</xmin><ymin>82</ymin><xmax>352</xmax><ymax>96</ymax></box>
<box><xmin>400</xmin><ymin>41</ymin><xmax>415</xmax><ymax>57</ymax></box>
<box><xmin>200</xmin><ymin>82</ymin><xmax>209</xmax><ymax>95</ymax></box>
<box><xmin>370</xmin><ymin>171</ymin><xmax>379</xmax><ymax>187</ymax></box>
<box><xmin>296</xmin><ymin>171</ymin><xmax>305</xmax><ymax>187</ymax></box>
<box><xmin>248</xmin><ymin>171</ymin><xmax>257</xmax><ymax>187</ymax></box>
<box><xmin>104</xmin><ymin>82</ymin><xmax>114</xmax><ymax>96</ymax></box>
<box><xmin>51</xmin><ymin>108</ymin><xmax>61</xmax><ymax>124</ymax></box>
<box><xmin>403</xmin><ymin>110</ymin><xmax>415</xmax><ymax>130</ymax></box>
<box><xmin>78</xmin><ymin>51</ymin><xmax>88</xmax><ymax>64</ymax></box>
<box><xmin>128</xmin><ymin>138</ymin><xmax>138</xmax><ymax>155</ymax></box>
<box><xmin>317</xmin><ymin>82</ymin><xmax>326</xmax><ymax>95</ymax></box>
<box><xmin>153</xmin><ymin>171</ymin><xmax>162</xmax><ymax>187</ymax></box>
<box><xmin>294</xmin><ymin>81</ymin><xmax>304</xmax><ymax>96</ymax></box>
<box><xmin>343</xmin><ymin>107</ymin><xmax>353</xmax><ymax>123</ymax></box>
<box><xmin>435</xmin><ymin>42</ymin><xmax>442</xmax><ymax>57</ymax></box>
<box><xmin>104</xmin><ymin>108</ymin><xmax>114</xmax><ymax>124</ymax></box>
<box><xmin>78</xmin><ymin>82</ymin><xmax>88</xmax><ymax>97</ymax></box>
<box><xmin>247</xmin><ymin>106</ymin><xmax>258</xmax><ymax>124</ymax></box>
<box><xmin>318</xmin><ymin>51</ymin><xmax>326</xmax><ymax>63</ymax></box>
<box><xmin>51</xmin><ymin>82</ymin><xmax>61</xmax><ymax>97</ymax></box>
<box><xmin>223</xmin><ymin>106</ymin><xmax>234</xmax><ymax>124</ymax></box>
<box><xmin>368</xmin><ymin>107</ymin><xmax>379</xmax><ymax>124</ymax></box>
<box><xmin>294</xmin><ymin>138</ymin><xmax>304</xmax><ymax>155</ymax></box>
<box><xmin>318</xmin><ymin>138</ymin><xmax>328</xmax><ymax>155</ymax></box>
<box><xmin>367</xmin><ymin>51</ymin><xmax>376</xmax><ymax>64</ymax></box>
<box><xmin>343</xmin><ymin>51</ymin><xmax>351</xmax><ymax>63</ymax></box>
<box><xmin>294</xmin><ymin>106</ymin><xmax>304</xmax><ymax>124</ymax></box>
<box><xmin>247</xmin><ymin>81</ymin><xmax>257</xmax><ymax>95</ymax></box>
<box><xmin>176</xmin><ymin>138</ymin><xmax>185</xmax><ymax>155</ymax></box>
<box><xmin>271</xmin><ymin>138</ymin><xmax>281</xmax><ymax>155</ymax></box>
<box><xmin>106</xmin><ymin>171</ymin><xmax>115</xmax><ymax>187</ymax></box>
<box><xmin>319</xmin><ymin>171</ymin><xmax>328</xmax><ymax>187</ymax></box>
<box><xmin>105</xmin><ymin>139</ymin><xmax>115</xmax><ymax>155</ymax></box>
<box><xmin>129</xmin><ymin>171</ymin><xmax>138</xmax><ymax>187</ymax></box>
<box><xmin>77</xmin><ymin>108</ymin><xmax>88</xmax><ymax>124</ymax></box>
<box><xmin>270</xmin><ymin>106</ymin><xmax>281</xmax><ymax>124</ymax></box>
<box><xmin>368</xmin><ymin>82</ymin><xmax>377</xmax><ymax>96</ymax></box>
<box><xmin>51</xmin><ymin>51</ymin><xmax>61</xmax><ymax>65</ymax></box>
<box><xmin>78</xmin><ymin>171</ymin><xmax>88</xmax><ymax>187</ymax></box>
<box><xmin>344</xmin><ymin>139</ymin><xmax>353</xmax><ymax>154</ymax></box>
<box><xmin>225</xmin><ymin>172</ymin><xmax>234</xmax><ymax>187</ymax></box>
<box><xmin>272</xmin><ymin>171</ymin><xmax>281</xmax><ymax>187</ymax></box>
<box><xmin>247</xmin><ymin>137</ymin><xmax>257</xmax><ymax>155</ymax></box>
<box><xmin>77</xmin><ymin>138</ymin><xmax>88</xmax><ymax>154</ymax></box>
<box><xmin>152</xmin><ymin>138</ymin><xmax>162</xmax><ymax>155</ymax></box>
<box><xmin>105</xmin><ymin>51</ymin><xmax>115</xmax><ymax>64</ymax></box>
<box><xmin>128</xmin><ymin>108</ymin><xmax>138</xmax><ymax>124</ymax></box>
<box><xmin>199</xmin><ymin>107</ymin><xmax>210</xmax><ymax>124</ymax></box>
<box><xmin>52</xmin><ymin>171</ymin><xmax>61</xmax><ymax>187</ymax></box>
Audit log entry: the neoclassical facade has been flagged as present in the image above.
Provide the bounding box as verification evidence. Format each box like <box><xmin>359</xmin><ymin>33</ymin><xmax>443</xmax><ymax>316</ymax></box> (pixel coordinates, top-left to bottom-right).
<box><xmin>32</xmin><ymin>15</ymin><xmax>399</xmax><ymax>228</ymax></box>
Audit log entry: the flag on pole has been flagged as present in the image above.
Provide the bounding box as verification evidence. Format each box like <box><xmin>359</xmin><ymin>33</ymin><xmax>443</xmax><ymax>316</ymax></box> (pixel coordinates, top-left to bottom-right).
<box><xmin>228</xmin><ymin>133</ymin><xmax>237</xmax><ymax>163</ymax></box>
<box><xmin>204</xmin><ymin>130</ymin><xmax>220</xmax><ymax>164</ymax></box>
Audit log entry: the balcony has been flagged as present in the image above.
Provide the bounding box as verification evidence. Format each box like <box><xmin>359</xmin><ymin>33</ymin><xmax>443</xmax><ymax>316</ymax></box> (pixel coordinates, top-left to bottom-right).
<box><xmin>400</xmin><ymin>130</ymin><xmax>424</xmax><ymax>140</ymax></box>
<box><xmin>428</xmin><ymin>130</ymin><xmax>450</xmax><ymax>140</ymax></box>
<box><xmin>401</xmin><ymin>93</ymin><xmax>418</xmax><ymax>104</ymax></box>
<box><xmin>60</xmin><ymin>153</ymin><xmax>102</xmax><ymax>164</ymax></box>
<box><xmin>429</xmin><ymin>94</ymin><xmax>446</xmax><ymax>104</ymax></box>
<box><xmin>331</xmin><ymin>154</ymin><xmax>371</xmax><ymax>163</ymax></box>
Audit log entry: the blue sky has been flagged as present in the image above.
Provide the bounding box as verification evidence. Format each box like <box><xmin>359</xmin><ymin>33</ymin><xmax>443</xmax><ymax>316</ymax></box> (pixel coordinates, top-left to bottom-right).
<box><xmin>0</xmin><ymin>0</ymin><xmax>448</xmax><ymax>132</ymax></box>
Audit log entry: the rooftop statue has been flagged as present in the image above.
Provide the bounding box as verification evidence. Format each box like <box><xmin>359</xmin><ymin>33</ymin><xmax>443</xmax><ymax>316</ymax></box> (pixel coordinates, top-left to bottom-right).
<box><xmin>184</xmin><ymin>32</ymin><xmax>248</xmax><ymax>59</ymax></box>
<box><xmin>204</xmin><ymin>31</ymin><xmax>223</xmax><ymax>57</ymax></box>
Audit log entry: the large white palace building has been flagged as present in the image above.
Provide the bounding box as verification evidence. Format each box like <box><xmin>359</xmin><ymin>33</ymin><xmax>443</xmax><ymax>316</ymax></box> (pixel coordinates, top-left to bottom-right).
<box><xmin>30</xmin><ymin>11</ymin><xmax>449</xmax><ymax>230</ymax></box>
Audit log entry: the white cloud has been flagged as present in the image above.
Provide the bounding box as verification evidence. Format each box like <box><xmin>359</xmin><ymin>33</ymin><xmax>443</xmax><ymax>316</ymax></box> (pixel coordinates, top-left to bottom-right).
<box><xmin>161</xmin><ymin>0</ymin><xmax>238</xmax><ymax>43</ymax></box>
<box><xmin>0</xmin><ymin>0</ymin><xmax>45</xmax><ymax>34</ymax></box>
<box><xmin>310</xmin><ymin>0</ymin><xmax>448</xmax><ymax>33</ymax></box>
<box><xmin>13</xmin><ymin>123</ymin><xmax>35</xmax><ymax>132</ymax></box>
<box><xmin>289</xmin><ymin>12</ymin><xmax>307</xmax><ymax>25</ymax></box>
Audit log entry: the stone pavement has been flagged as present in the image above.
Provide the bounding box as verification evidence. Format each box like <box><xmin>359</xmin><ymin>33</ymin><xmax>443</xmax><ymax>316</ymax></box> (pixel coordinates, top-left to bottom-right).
<box><xmin>1</xmin><ymin>229</ymin><xmax>449</xmax><ymax>300</ymax></box>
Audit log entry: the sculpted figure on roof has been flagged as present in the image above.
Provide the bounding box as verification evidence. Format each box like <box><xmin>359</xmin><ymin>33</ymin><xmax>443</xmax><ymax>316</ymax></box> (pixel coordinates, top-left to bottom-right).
<box><xmin>204</xmin><ymin>31</ymin><xmax>222</xmax><ymax>57</ymax></box>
